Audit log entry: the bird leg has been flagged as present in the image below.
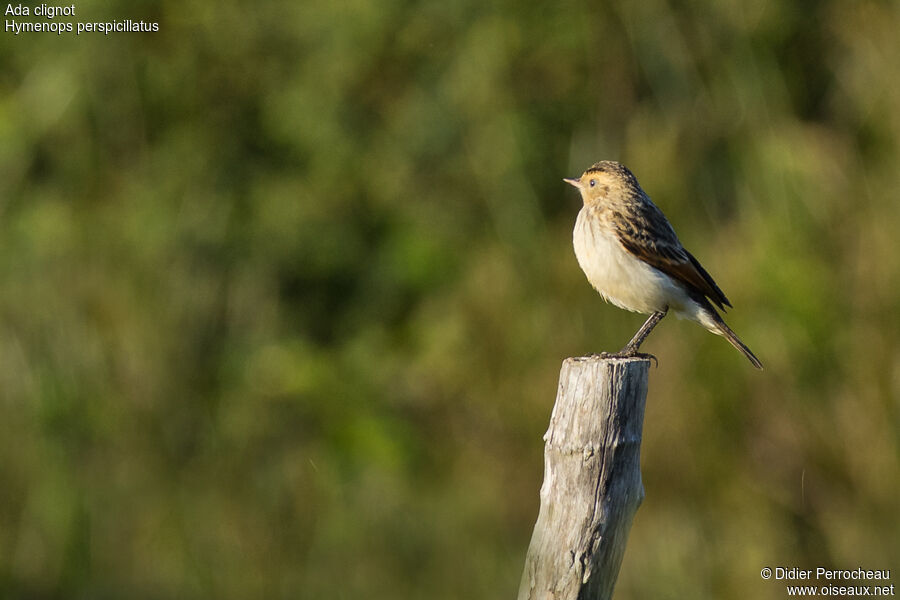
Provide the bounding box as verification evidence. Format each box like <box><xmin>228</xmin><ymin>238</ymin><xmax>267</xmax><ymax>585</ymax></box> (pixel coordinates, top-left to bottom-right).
<box><xmin>620</xmin><ymin>307</ymin><xmax>668</xmax><ymax>353</ymax></box>
<box><xmin>595</xmin><ymin>307</ymin><xmax>668</xmax><ymax>364</ymax></box>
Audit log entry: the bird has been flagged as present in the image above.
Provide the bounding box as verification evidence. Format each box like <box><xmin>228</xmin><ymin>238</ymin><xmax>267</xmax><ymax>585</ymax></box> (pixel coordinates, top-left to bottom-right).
<box><xmin>565</xmin><ymin>160</ymin><xmax>762</xmax><ymax>369</ymax></box>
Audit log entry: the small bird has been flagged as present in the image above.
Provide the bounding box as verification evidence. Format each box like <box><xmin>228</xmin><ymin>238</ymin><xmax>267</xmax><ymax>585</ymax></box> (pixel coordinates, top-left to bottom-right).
<box><xmin>565</xmin><ymin>160</ymin><xmax>762</xmax><ymax>369</ymax></box>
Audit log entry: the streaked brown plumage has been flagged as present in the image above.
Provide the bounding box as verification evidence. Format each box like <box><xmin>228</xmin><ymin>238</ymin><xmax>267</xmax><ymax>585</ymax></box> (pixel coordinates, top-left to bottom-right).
<box><xmin>565</xmin><ymin>161</ymin><xmax>762</xmax><ymax>369</ymax></box>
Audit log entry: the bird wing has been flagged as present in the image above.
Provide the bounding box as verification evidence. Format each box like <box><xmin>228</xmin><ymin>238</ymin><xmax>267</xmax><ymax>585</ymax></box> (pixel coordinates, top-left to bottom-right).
<box><xmin>612</xmin><ymin>201</ymin><xmax>732</xmax><ymax>311</ymax></box>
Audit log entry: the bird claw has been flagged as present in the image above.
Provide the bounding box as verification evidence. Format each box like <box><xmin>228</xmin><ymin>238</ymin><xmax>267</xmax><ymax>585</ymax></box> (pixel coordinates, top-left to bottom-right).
<box><xmin>591</xmin><ymin>350</ymin><xmax>658</xmax><ymax>367</ymax></box>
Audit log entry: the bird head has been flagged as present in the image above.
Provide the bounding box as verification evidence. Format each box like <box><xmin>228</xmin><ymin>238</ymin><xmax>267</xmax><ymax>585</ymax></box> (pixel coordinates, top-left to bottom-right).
<box><xmin>564</xmin><ymin>160</ymin><xmax>641</xmax><ymax>205</ymax></box>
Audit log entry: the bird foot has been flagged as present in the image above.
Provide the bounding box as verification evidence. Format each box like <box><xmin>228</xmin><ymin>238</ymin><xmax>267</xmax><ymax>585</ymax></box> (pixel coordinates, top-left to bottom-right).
<box><xmin>590</xmin><ymin>350</ymin><xmax>658</xmax><ymax>367</ymax></box>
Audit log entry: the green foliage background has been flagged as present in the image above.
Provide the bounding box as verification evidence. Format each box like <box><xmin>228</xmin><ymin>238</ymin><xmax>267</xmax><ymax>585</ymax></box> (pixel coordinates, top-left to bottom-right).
<box><xmin>1</xmin><ymin>0</ymin><xmax>898</xmax><ymax>597</ymax></box>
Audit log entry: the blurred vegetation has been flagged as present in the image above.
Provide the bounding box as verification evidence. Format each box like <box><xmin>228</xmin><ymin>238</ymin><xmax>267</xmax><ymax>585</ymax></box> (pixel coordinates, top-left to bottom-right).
<box><xmin>1</xmin><ymin>0</ymin><xmax>898</xmax><ymax>597</ymax></box>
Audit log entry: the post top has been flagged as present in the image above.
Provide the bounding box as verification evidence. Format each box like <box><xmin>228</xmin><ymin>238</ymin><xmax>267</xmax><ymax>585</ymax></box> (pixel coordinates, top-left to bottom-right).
<box><xmin>566</xmin><ymin>355</ymin><xmax>653</xmax><ymax>365</ymax></box>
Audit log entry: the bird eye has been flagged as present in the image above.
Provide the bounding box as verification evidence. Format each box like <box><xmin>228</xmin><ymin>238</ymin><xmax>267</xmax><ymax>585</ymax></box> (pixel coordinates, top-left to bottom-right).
<box><xmin>589</xmin><ymin>179</ymin><xmax>596</xmax><ymax>187</ymax></box>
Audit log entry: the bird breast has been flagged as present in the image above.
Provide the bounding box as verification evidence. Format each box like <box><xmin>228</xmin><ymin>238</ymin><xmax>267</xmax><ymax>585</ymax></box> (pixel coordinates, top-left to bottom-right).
<box><xmin>573</xmin><ymin>206</ymin><xmax>687</xmax><ymax>315</ymax></box>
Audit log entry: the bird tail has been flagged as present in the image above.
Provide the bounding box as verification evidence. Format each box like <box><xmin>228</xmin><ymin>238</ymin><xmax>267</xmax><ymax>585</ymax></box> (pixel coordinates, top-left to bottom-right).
<box><xmin>712</xmin><ymin>317</ymin><xmax>763</xmax><ymax>370</ymax></box>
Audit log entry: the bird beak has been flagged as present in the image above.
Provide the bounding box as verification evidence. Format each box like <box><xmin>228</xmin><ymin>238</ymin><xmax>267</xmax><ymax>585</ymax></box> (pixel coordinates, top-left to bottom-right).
<box><xmin>563</xmin><ymin>178</ymin><xmax>581</xmax><ymax>188</ymax></box>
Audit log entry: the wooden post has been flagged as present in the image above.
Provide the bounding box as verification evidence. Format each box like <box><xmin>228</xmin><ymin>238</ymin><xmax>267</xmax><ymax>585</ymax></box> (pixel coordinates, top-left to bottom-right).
<box><xmin>518</xmin><ymin>356</ymin><xmax>650</xmax><ymax>600</ymax></box>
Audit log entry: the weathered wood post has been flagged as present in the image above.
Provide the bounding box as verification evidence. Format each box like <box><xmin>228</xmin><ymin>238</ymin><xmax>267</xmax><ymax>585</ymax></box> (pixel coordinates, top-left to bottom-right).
<box><xmin>518</xmin><ymin>356</ymin><xmax>650</xmax><ymax>600</ymax></box>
